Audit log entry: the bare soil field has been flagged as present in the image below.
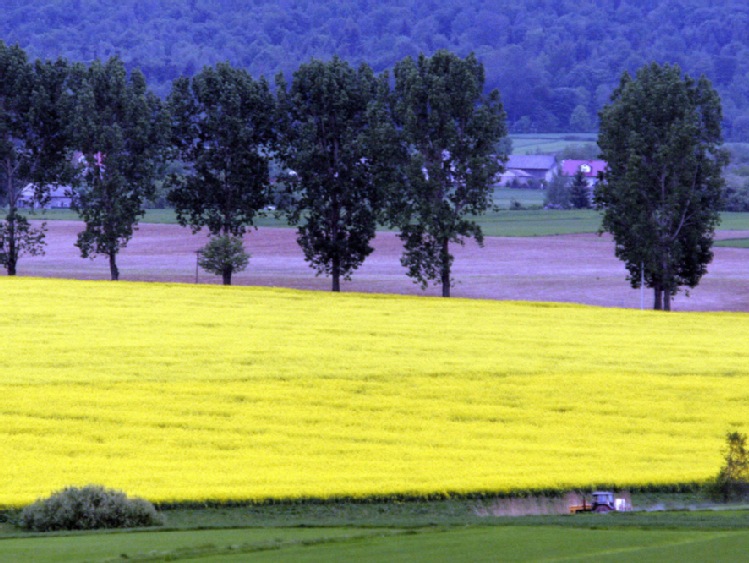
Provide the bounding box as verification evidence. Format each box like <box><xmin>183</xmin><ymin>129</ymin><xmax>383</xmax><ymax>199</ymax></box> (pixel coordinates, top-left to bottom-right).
<box><xmin>15</xmin><ymin>220</ymin><xmax>749</xmax><ymax>312</ymax></box>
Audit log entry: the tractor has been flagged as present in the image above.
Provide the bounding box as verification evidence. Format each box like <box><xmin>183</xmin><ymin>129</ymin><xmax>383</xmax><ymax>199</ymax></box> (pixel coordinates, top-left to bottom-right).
<box><xmin>569</xmin><ymin>491</ymin><xmax>629</xmax><ymax>514</ymax></box>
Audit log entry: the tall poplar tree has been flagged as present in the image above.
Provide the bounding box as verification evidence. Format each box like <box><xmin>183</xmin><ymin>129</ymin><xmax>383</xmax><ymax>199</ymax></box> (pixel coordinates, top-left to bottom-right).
<box><xmin>392</xmin><ymin>51</ymin><xmax>506</xmax><ymax>297</ymax></box>
<box><xmin>69</xmin><ymin>57</ymin><xmax>167</xmax><ymax>281</ymax></box>
<box><xmin>278</xmin><ymin>57</ymin><xmax>396</xmax><ymax>292</ymax></box>
<box><xmin>597</xmin><ymin>63</ymin><xmax>727</xmax><ymax>311</ymax></box>
<box><xmin>0</xmin><ymin>43</ymin><xmax>72</xmax><ymax>275</ymax></box>
<box><xmin>168</xmin><ymin>63</ymin><xmax>278</xmax><ymax>285</ymax></box>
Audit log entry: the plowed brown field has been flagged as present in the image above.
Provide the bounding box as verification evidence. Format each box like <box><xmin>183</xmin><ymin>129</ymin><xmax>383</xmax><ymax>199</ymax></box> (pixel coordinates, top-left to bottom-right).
<box><xmin>15</xmin><ymin>221</ymin><xmax>749</xmax><ymax>311</ymax></box>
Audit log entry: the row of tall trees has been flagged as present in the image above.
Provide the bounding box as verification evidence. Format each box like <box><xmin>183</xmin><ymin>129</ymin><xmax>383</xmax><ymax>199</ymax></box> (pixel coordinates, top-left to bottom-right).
<box><xmin>169</xmin><ymin>52</ymin><xmax>505</xmax><ymax>294</ymax></box>
<box><xmin>1</xmin><ymin>43</ymin><xmax>506</xmax><ymax>296</ymax></box>
<box><xmin>2</xmin><ymin>39</ymin><xmax>728</xmax><ymax>309</ymax></box>
<box><xmin>0</xmin><ymin>43</ymin><xmax>167</xmax><ymax>281</ymax></box>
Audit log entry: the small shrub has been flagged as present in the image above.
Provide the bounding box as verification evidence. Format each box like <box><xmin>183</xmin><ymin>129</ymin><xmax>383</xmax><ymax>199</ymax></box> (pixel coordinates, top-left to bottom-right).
<box><xmin>19</xmin><ymin>485</ymin><xmax>164</xmax><ymax>531</ymax></box>
<box><xmin>544</xmin><ymin>175</ymin><xmax>572</xmax><ymax>209</ymax></box>
<box><xmin>198</xmin><ymin>235</ymin><xmax>250</xmax><ymax>286</ymax></box>
<box><xmin>711</xmin><ymin>432</ymin><xmax>749</xmax><ymax>502</ymax></box>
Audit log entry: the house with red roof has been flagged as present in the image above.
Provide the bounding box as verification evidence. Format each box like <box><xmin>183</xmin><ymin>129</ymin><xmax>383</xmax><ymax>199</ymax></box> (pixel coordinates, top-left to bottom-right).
<box><xmin>560</xmin><ymin>159</ymin><xmax>607</xmax><ymax>186</ymax></box>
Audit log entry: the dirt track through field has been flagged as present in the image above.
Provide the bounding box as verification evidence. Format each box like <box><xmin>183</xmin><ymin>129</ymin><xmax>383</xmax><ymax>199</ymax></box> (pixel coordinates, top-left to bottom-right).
<box><xmin>15</xmin><ymin>221</ymin><xmax>749</xmax><ymax>312</ymax></box>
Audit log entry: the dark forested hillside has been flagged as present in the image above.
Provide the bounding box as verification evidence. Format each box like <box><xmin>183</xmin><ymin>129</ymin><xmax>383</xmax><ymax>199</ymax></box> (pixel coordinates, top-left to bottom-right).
<box><xmin>4</xmin><ymin>0</ymin><xmax>749</xmax><ymax>138</ymax></box>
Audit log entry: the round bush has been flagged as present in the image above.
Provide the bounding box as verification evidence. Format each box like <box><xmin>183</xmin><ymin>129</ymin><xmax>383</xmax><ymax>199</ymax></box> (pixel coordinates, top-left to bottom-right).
<box><xmin>19</xmin><ymin>485</ymin><xmax>164</xmax><ymax>531</ymax></box>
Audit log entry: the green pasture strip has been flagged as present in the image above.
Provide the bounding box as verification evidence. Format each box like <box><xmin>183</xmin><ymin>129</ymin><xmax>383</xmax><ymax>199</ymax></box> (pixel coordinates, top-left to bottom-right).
<box><xmin>2</xmin><ymin>502</ymin><xmax>748</xmax><ymax>562</ymax></box>
<box><xmin>18</xmin><ymin>208</ymin><xmax>291</xmax><ymax>228</ymax></box>
<box><xmin>509</xmin><ymin>133</ymin><xmax>598</xmax><ymax>155</ymax></box>
<box><xmin>237</xmin><ymin>526</ymin><xmax>749</xmax><ymax>563</ymax></box>
<box><xmin>478</xmin><ymin>209</ymin><xmax>603</xmax><ymax>236</ymax></box>
<box><xmin>0</xmin><ymin>527</ymin><xmax>397</xmax><ymax>563</ymax></box>
<box><xmin>3</xmin><ymin>525</ymin><xmax>746</xmax><ymax>563</ymax></box>
<box><xmin>157</xmin><ymin>503</ymin><xmax>749</xmax><ymax>531</ymax></box>
<box><xmin>492</xmin><ymin>187</ymin><xmax>545</xmax><ymax>208</ymax></box>
<box><xmin>716</xmin><ymin>212</ymin><xmax>749</xmax><ymax>230</ymax></box>
<box><xmin>18</xmin><ymin>207</ymin><xmax>749</xmax><ymax>237</ymax></box>
<box><xmin>715</xmin><ymin>238</ymin><xmax>749</xmax><ymax>248</ymax></box>
<box><xmin>17</xmin><ymin>209</ymin><xmax>80</xmax><ymax>221</ymax></box>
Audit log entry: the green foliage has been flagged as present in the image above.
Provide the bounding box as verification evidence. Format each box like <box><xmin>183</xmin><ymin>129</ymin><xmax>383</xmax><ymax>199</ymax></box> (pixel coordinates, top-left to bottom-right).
<box><xmin>19</xmin><ymin>485</ymin><xmax>164</xmax><ymax>532</ymax></box>
<box><xmin>278</xmin><ymin>57</ymin><xmax>392</xmax><ymax>292</ymax></box>
<box><xmin>392</xmin><ymin>50</ymin><xmax>506</xmax><ymax>297</ymax></box>
<box><xmin>712</xmin><ymin>432</ymin><xmax>749</xmax><ymax>502</ymax></box>
<box><xmin>722</xmin><ymin>181</ymin><xmax>749</xmax><ymax>212</ymax></box>
<box><xmin>198</xmin><ymin>235</ymin><xmax>250</xmax><ymax>286</ymax></box>
<box><xmin>5</xmin><ymin>2</ymin><xmax>749</xmax><ymax>138</ymax></box>
<box><xmin>597</xmin><ymin>63</ymin><xmax>727</xmax><ymax>311</ymax></box>
<box><xmin>167</xmin><ymin>62</ymin><xmax>277</xmax><ymax>238</ymax></box>
<box><xmin>544</xmin><ymin>175</ymin><xmax>572</xmax><ymax>209</ymax></box>
<box><xmin>69</xmin><ymin>57</ymin><xmax>168</xmax><ymax>280</ymax></box>
<box><xmin>557</xmin><ymin>143</ymin><xmax>600</xmax><ymax>160</ymax></box>
<box><xmin>0</xmin><ymin>212</ymin><xmax>46</xmax><ymax>274</ymax></box>
<box><xmin>569</xmin><ymin>170</ymin><xmax>592</xmax><ymax>209</ymax></box>
<box><xmin>0</xmin><ymin>41</ymin><xmax>71</xmax><ymax>275</ymax></box>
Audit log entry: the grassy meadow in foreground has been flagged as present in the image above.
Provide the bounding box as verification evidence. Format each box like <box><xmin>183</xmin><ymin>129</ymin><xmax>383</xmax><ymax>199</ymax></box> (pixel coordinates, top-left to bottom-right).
<box><xmin>2</xmin><ymin>278</ymin><xmax>749</xmax><ymax>506</ymax></box>
<box><xmin>3</xmin><ymin>524</ymin><xmax>749</xmax><ymax>562</ymax></box>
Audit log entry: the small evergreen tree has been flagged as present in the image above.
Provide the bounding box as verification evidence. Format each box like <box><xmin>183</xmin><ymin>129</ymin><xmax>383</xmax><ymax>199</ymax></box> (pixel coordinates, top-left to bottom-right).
<box><xmin>569</xmin><ymin>170</ymin><xmax>592</xmax><ymax>209</ymax></box>
<box><xmin>544</xmin><ymin>175</ymin><xmax>571</xmax><ymax>209</ymax></box>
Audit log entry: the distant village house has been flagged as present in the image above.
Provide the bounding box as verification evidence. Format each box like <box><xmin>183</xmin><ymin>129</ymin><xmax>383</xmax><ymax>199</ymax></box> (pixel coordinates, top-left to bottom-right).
<box><xmin>497</xmin><ymin>155</ymin><xmax>558</xmax><ymax>187</ymax></box>
<box><xmin>17</xmin><ymin>184</ymin><xmax>73</xmax><ymax>209</ymax></box>
<box><xmin>560</xmin><ymin>160</ymin><xmax>607</xmax><ymax>186</ymax></box>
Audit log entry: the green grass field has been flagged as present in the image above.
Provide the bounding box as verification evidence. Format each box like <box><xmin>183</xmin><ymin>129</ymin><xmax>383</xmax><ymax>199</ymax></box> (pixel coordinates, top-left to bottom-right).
<box><xmin>4</xmin><ymin>526</ymin><xmax>743</xmax><ymax>562</ymax></box>
<box><xmin>715</xmin><ymin>238</ymin><xmax>749</xmax><ymax>248</ymax></box>
<box><xmin>510</xmin><ymin>133</ymin><xmax>598</xmax><ymax>155</ymax></box>
<box><xmin>19</xmin><ymin>205</ymin><xmax>749</xmax><ymax>239</ymax></box>
<box><xmin>492</xmin><ymin>187</ymin><xmax>545</xmax><ymax>208</ymax></box>
<box><xmin>2</xmin><ymin>504</ymin><xmax>749</xmax><ymax>562</ymax></box>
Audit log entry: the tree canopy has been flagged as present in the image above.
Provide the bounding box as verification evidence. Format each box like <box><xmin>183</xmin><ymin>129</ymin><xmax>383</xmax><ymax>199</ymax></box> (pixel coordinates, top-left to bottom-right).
<box><xmin>277</xmin><ymin>57</ymin><xmax>394</xmax><ymax>291</ymax></box>
<box><xmin>392</xmin><ymin>50</ymin><xmax>506</xmax><ymax>297</ymax></box>
<box><xmin>0</xmin><ymin>41</ymin><xmax>72</xmax><ymax>275</ymax></box>
<box><xmin>597</xmin><ymin>63</ymin><xmax>727</xmax><ymax>311</ymax></box>
<box><xmin>69</xmin><ymin>57</ymin><xmax>167</xmax><ymax>281</ymax></box>
<box><xmin>168</xmin><ymin>63</ymin><xmax>277</xmax><ymax>238</ymax></box>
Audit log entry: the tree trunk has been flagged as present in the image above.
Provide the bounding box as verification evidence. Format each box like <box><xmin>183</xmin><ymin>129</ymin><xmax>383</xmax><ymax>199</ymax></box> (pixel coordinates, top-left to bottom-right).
<box><xmin>222</xmin><ymin>266</ymin><xmax>232</xmax><ymax>286</ymax></box>
<box><xmin>441</xmin><ymin>237</ymin><xmax>450</xmax><ymax>298</ymax></box>
<box><xmin>109</xmin><ymin>253</ymin><xmax>119</xmax><ymax>281</ymax></box>
<box><xmin>661</xmin><ymin>255</ymin><xmax>671</xmax><ymax>311</ymax></box>
<box><xmin>653</xmin><ymin>285</ymin><xmax>662</xmax><ymax>310</ymax></box>
<box><xmin>5</xmin><ymin>215</ymin><xmax>16</xmax><ymax>276</ymax></box>
<box><xmin>332</xmin><ymin>256</ymin><xmax>341</xmax><ymax>292</ymax></box>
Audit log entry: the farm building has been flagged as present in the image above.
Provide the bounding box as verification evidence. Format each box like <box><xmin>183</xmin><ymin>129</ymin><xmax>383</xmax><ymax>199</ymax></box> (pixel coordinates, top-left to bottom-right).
<box><xmin>497</xmin><ymin>155</ymin><xmax>558</xmax><ymax>186</ymax></box>
<box><xmin>17</xmin><ymin>184</ymin><xmax>73</xmax><ymax>209</ymax></box>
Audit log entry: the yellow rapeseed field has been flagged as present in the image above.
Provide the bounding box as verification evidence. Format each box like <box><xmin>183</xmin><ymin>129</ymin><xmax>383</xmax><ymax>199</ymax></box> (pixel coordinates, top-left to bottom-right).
<box><xmin>2</xmin><ymin>277</ymin><xmax>748</xmax><ymax>506</ymax></box>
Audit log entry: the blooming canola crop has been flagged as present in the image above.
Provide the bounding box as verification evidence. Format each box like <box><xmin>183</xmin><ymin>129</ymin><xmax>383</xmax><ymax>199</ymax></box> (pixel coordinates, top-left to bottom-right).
<box><xmin>1</xmin><ymin>278</ymin><xmax>748</xmax><ymax>506</ymax></box>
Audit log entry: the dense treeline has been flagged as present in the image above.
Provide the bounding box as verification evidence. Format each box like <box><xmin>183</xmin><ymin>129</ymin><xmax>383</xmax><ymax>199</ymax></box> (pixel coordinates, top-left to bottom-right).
<box><xmin>1</xmin><ymin>43</ymin><xmax>505</xmax><ymax>294</ymax></box>
<box><xmin>3</xmin><ymin>0</ymin><xmax>749</xmax><ymax>138</ymax></box>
